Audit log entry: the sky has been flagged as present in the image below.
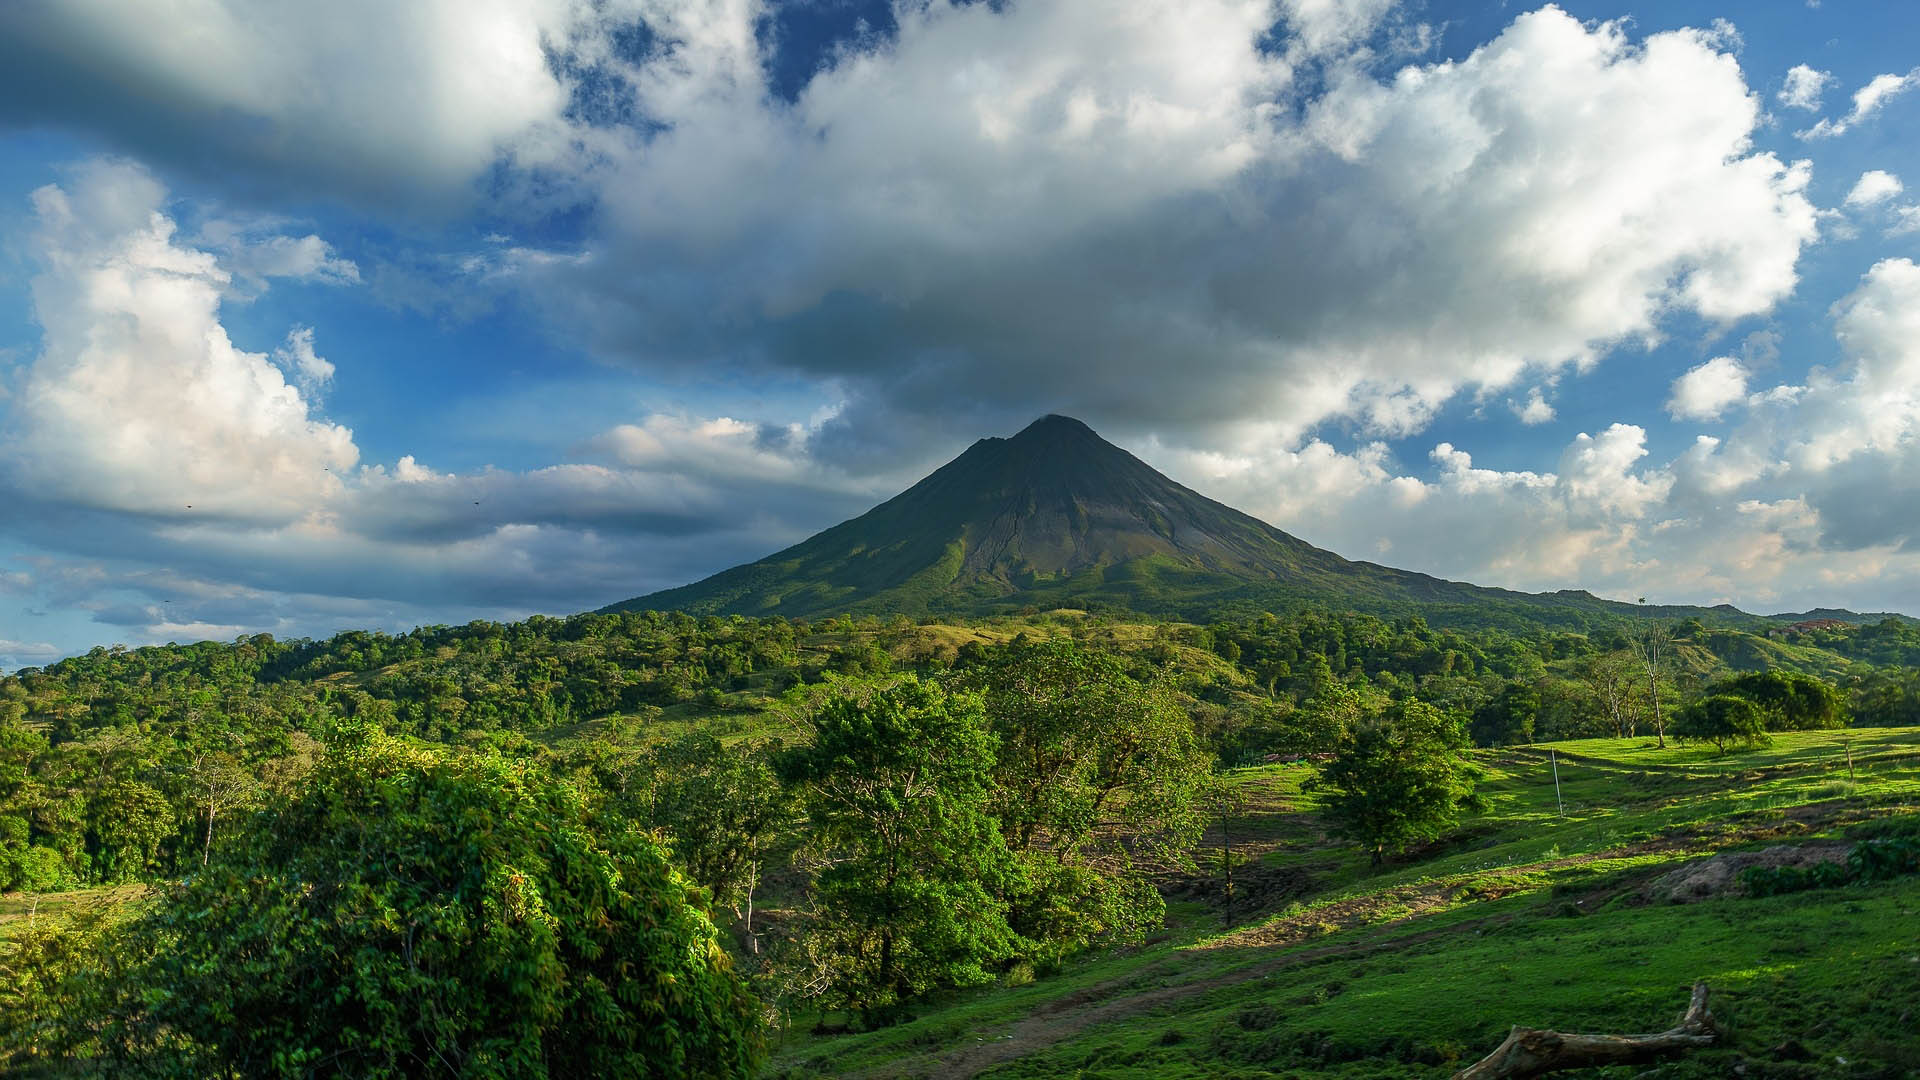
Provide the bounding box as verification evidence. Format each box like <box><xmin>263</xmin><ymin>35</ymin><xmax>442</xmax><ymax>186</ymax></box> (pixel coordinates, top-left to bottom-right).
<box><xmin>2</xmin><ymin>0</ymin><xmax>1920</xmax><ymax>668</ymax></box>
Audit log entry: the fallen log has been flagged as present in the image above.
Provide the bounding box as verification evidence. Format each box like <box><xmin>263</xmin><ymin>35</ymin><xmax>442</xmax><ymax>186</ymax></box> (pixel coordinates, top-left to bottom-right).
<box><xmin>1452</xmin><ymin>982</ymin><xmax>1717</xmax><ymax>1080</ymax></box>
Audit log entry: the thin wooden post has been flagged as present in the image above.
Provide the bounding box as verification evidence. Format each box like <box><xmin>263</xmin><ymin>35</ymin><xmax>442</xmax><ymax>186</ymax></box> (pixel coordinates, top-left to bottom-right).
<box><xmin>1551</xmin><ymin>749</ymin><xmax>1564</xmax><ymax>817</ymax></box>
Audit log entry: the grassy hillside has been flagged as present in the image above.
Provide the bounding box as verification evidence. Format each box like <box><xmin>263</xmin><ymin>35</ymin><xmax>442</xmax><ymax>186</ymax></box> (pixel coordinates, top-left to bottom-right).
<box><xmin>769</xmin><ymin>729</ymin><xmax>1920</xmax><ymax>1079</ymax></box>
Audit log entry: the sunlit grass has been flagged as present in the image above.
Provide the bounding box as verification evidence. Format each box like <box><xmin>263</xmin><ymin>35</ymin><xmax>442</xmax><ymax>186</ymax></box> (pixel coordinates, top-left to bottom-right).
<box><xmin>770</xmin><ymin>727</ymin><xmax>1920</xmax><ymax>1078</ymax></box>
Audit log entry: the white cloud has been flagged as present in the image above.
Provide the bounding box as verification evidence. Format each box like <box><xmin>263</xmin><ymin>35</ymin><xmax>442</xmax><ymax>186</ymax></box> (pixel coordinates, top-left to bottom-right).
<box><xmin>0</xmin><ymin>160</ymin><xmax>892</xmax><ymax>646</ymax></box>
<box><xmin>507</xmin><ymin>3</ymin><xmax>1816</xmax><ymax>456</ymax></box>
<box><xmin>0</xmin><ymin>0</ymin><xmax>601</xmax><ymax>205</ymax></box>
<box><xmin>0</xmin><ymin>638</ymin><xmax>60</xmax><ymax>670</ymax></box>
<box><xmin>1777</xmin><ymin>63</ymin><xmax>1832</xmax><ymax>111</ymax></box>
<box><xmin>1129</xmin><ymin>258</ymin><xmax>1920</xmax><ymax>616</ymax></box>
<box><xmin>199</xmin><ymin>220</ymin><xmax>361</xmax><ymax>292</ymax></box>
<box><xmin>1667</xmin><ymin>356</ymin><xmax>1751</xmax><ymax>421</ymax></box>
<box><xmin>1557</xmin><ymin>424</ymin><xmax>1672</xmax><ymax>520</ymax></box>
<box><xmin>12</xmin><ymin>160</ymin><xmax>358</xmax><ymax>520</ymax></box>
<box><xmin>272</xmin><ymin>327</ymin><xmax>335</xmax><ymax>395</ymax></box>
<box><xmin>1798</xmin><ymin>67</ymin><xmax>1920</xmax><ymax>138</ymax></box>
<box><xmin>1844</xmin><ymin>170</ymin><xmax>1904</xmax><ymax>208</ymax></box>
<box><xmin>1512</xmin><ymin>388</ymin><xmax>1556</xmax><ymax>425</ymax></box>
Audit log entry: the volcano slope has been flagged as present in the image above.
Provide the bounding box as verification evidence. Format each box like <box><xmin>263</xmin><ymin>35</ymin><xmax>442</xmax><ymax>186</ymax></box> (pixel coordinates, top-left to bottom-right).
<box><xmin>769</xmin><ymin>727</ymin><xmax>1920</xmax><ymax>1079</ymax></box>
<box><xmin>604</xmin><ymin>416</ymin><xmax>1783</xmax><ymax>632</ymax></box>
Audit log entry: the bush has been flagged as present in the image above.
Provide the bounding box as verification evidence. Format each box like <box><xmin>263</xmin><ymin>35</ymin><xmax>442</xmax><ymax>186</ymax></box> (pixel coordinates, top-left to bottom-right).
<box><xmin>1673</xmin><ymin>694</ymin><xmax>1770</xmax><ymax>754</ymax></box>
<box><xmin>1850</xmin><ymin>837</ymin><xmax>1920</xmax><ymax>882</ymax></box>
<box><xmin>81</xmin><ymin>729</ymin><xmax>760</xmax><ymax>1078</ymax></box>
<box><xmin>1739</xmin><ymin>860</ymin><xmax>1850</xmax><ymax>897</ymax></box>
<box><xmin>1737</xmin><ymin>838</ymin><xmax>1920</xmax><ymax>897</ymax></box>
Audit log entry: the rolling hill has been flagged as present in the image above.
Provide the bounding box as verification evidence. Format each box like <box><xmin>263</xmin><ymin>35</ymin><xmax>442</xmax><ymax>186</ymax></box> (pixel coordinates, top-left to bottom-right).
<box><xmin>603</xmin><ymin>416</ymin><xmax>1839</xmax><ymax>630</ymax></box>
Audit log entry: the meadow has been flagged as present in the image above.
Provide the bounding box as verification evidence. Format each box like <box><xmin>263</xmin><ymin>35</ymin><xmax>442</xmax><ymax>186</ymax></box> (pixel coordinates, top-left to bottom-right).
<box><xmin>769</xmin><ymin>728</ymin><xmax>1920</xmax><ymax>1078</ymax></box>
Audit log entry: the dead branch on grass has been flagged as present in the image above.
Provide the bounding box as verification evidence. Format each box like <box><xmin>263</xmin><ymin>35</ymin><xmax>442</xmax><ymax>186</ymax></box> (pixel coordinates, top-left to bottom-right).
<box><xmin>1452</xmin><ymin>982</ymin><xmax>1716</xmax><ymax>1080</ymax></box>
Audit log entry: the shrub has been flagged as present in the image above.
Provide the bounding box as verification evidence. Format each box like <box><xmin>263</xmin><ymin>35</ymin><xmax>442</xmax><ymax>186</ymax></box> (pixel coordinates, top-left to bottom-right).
<box><xmin>1850</xmin><ymin>837</ymin><xmax>1920</xmax><ymax>882</ymax></box>
<box><xmin>87</xmin><ymin>728</ymin><xmax>760</xmax><ymax>1078</ymax></box>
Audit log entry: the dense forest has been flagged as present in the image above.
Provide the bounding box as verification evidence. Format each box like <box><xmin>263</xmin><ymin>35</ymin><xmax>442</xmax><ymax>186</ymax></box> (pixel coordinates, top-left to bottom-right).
<box><xmin>3</xmin><ymin>607</ymin><xmax>1918</xmax><ymax>1074</ymax></box>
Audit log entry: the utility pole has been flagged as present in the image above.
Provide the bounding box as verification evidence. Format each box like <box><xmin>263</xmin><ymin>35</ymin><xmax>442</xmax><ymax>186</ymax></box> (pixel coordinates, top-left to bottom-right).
<box><xmin>1551</xmin><ymin>749</ymin><xmax>1564</xmax><ymax>817</ymax></box>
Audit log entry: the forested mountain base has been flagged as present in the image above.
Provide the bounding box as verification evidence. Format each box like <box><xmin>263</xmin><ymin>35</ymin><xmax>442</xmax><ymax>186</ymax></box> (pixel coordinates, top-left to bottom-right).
<box><xmin>4</xmin><ymin>608</ymin><xmax>1920</xmax><ymax>1075</ymax></box>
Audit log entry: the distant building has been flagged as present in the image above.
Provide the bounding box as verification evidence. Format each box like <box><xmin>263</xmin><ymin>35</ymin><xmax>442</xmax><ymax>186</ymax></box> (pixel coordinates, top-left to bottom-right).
<box><xmin>1767</xmin><ymin>618</ymin><xmax>1852</xmax><ymax>639</ymax></box>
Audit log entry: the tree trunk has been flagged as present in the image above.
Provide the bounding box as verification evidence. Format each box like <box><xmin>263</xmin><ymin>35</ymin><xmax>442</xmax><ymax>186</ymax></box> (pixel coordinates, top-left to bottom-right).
<box><xmin>1646</xmin><ymin>636</ymin><xmax>1665</xmax><ymax>748</ymax></box>
<box><xmin>1220</xmin><ymin>804</ymin><xmax>1234</xmax><ymax>928</ymax></box>
<box><xmin>744</xmin><ymin>859</ymin><xmax>760</xmax><ymax>955</ymax></box>
<box><xmin>1453</xmin><ymin>982</ymin><xmax>1716</xmax><ymax>1080</ymax></box>
<box><xmin>204</xmin><ymin>804</ymin><xmax>216</xmax><ymax>866</ymax></box>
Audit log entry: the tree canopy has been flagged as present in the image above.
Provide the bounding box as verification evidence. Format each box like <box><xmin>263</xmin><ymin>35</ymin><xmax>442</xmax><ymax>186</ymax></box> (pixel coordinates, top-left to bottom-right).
<box><xmin>1308</xmin><ymin>700</ymin><xmax>1476</xmax><ymax>866</ymax></box>
<box><xmin>93</xmin><ymin>728</ymin><xmax>759</xmax><ymax>1078</ymax></box>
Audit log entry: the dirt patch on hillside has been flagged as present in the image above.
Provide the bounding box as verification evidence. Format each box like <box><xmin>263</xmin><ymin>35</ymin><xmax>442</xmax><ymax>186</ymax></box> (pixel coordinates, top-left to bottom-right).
<box><xmin>1645</xmin><ymin>843</ymin><xmax>1850</xmax><ymax>903</ymax></box>
<box><xmin>863</xmin><ymin>917</ymin><xmax>1482</xmax><ymax>1080</ymax></box>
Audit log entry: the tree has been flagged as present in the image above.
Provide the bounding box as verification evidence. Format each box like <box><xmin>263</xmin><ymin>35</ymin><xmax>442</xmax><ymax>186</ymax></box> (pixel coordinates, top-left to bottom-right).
<box><xmin>1580</xmin><ymin>649</ymin><xmax>1644</xmax><ymax>738</ymax></box>
<box><xmin>646</xmin><ymin>733</ymin><xmax>793</xmax><ymax>951</ymax></box>
<box><xmin>1636</xmin><ymin>623</ymin><xmax>1673</xmax><ymax>747</ymax></box>
<box><xmin>181</xmin><ymin>748</ymin><xmax>258</xmax><ymax>866</ymax></box>
<box><xmin>104</xmin><ymin>728</ymin><xmax>760</xmax><ymax>1078</ymax></box>
<box><xmin>1674</xmin><ymin>695</ymin><xmax>1770</xmax><ymax>754</ymax></box>
<box><xmin>1470</xmin><ymin>683</ymin><xmax>1538</xmax><ymax>747</ymax></box>
<box><xmin>1851</xmin><ymin>667</ymin><xmax>1920</xmax><ymax>727</ymax></box>
<box><xmin>954</xmin><ymin>638</ymin><xmax>1209</xmax><ymax>954</ymax></box>
<box><xmin>778</xmin><ymin>678</ymin><xmax>1016</xmax><ymax>1016</ymax></box>
<box><xmin>85</xmin><ymin>779</ymin><xmax>172</xmax><ymax>882</ymax></box>
<box><xmin>1308</xmin><ymin>700</ymin><xmax>1475</xmax><ymax>866</ymax></box>
<box><xmin>1713</xmin><ymin>671</ymin><xmax>1846</xmax><ymax>731</ymax></box>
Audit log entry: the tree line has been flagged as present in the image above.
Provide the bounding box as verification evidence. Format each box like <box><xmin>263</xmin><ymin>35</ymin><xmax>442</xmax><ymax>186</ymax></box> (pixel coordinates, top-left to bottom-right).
<box><xmin>3</xmin><ymin>608</ymin><xmax>1915</xmax><ymax>1074</ymax></box>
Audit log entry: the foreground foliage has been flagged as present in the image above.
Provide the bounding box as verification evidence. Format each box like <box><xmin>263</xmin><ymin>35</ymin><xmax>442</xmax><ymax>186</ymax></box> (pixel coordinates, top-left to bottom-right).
<box><xmin>6</xmin><ymin>730</ymin><xmax>759</xmax><ymax>1079</ymax></box>
<box><xmin>7</xmin><ymin>608</ymin><xmax>1920</xmax><ymax>1075</ymax></box>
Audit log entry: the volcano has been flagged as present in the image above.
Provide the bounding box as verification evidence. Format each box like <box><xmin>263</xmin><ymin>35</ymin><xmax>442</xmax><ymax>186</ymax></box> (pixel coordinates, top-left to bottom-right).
<box><xmin>602</xmin><ymin>415</ymin><xmax>1752</xmax><ymax>629</ymax></box>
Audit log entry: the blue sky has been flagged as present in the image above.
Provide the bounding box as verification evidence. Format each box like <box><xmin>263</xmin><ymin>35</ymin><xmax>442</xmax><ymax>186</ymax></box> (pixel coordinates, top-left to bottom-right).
<box><xmin>2</xmin><ymin>0</ymin><xmax>1920</xmax><ymax>668</ymax></box>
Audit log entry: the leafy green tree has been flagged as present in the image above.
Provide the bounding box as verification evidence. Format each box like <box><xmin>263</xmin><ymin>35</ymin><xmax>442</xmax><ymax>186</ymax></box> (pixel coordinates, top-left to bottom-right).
<box><xmin>1469</xmin><ymin>683</ymin><xmax>1538</xmax><ymax>747</ymax></box>
<box><xmin>779</xmin><ymin>678</ymin><xmax>1016</xmax><ymax>1016</ymax></box>
<box><xmin>1713</xmin><ymin>671</ymin><xmax>1846</xmax><ymax>731</ymax></box>
<box><xmin>955</xmin><ymin>638</ymin><xmax>1209</xmax><ymax>954</ymax></box>
<box><xmin>646</xmin><ymin>733</ymin><xmax>793</xmax><ymax>950</ymax></box>
<box><xmin>1308</xmin><ymin>700</ymin><xmax>1475</xmax><ymax>866</ymax></box>
<box><xmin>1675</xmin><ymin>694</ymin><xmax>1771</xmax><ymax>754</ymax></box>
<box><xmin>1851</xmin><ymin>667</ymin><xmax>1920</xmax><ymax>727</ymax></box>
<box><xmin>85</xmin><ymin>779</ymin><xmax>172</xmax><ymax>882</ymax></box>
<box><xmin>105</xmin><ymin>728</ymin><xmax>759</xmax><ymax>1078</ymax></box>
<box><xmin>1287</xmin><ymin>681</ymin><xmax>1373</xmax><ymax>754</ymax></box>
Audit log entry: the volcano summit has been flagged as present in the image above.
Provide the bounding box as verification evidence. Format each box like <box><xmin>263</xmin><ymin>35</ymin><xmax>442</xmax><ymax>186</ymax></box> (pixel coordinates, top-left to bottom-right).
<box><xmin>605</xmin><ymin>416</ymin><xmax>1751</xmax><ymax>629</ymax></box>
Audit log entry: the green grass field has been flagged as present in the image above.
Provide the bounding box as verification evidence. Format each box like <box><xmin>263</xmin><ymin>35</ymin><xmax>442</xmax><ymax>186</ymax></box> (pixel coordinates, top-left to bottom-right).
<box><xmin>768</xmin><ymin>729</ymin><xmax>1920</xmax><ymax>1078</ymax></box>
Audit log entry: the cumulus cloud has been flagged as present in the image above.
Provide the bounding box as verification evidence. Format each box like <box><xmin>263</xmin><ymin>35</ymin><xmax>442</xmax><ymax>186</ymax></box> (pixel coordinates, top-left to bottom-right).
<box><xmin>1777</xmin><ymin>63</ymin><xmax>1833</xmax><ymax>111</ymax></box>
<box><xmin>1667</xmin><ymin>356</ymin><xmax>1751</xmax><ymax>421</ymax></box>
<box><xmin>0</xmin><ymin>0</ymin><xmax>602</xmax><ymax>206</ymax></box>
<box><xmin>499</xmin><ymin>3</ymin><xmax>1816</xmax><ymax>458</ymax></box>
<box><xmin>199</xmin><ymin>219</ymin><xmax>361</xmax><ymax>293</ymax></box>
<box><xmin>12</xmin><ymin>159</ymin><xmax>359</xmax><ymax>520</ymax></box>
<box><xmin>271</xmin><ymin>327</ymin><xmax>335</xmax><ymax>391</ymax></box>
<box><xmin>1799</xmin><ymin>67</ymin><xmax>1920</xmax><ymax>138</ymax></box>
<box><xmin>1844</xmin><ymin>170</ymin><xmax>1904</xmax><ymax>208</ymax></box>
<box><xmin>0</xmin><ymin>161</ymin><xmax>888</xmax><ymax>649</ymax></box>
<box><xmin>1512</xmin><ymin>388</ymin><xmax>1556</xmax><ymax>425</ymax></box>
